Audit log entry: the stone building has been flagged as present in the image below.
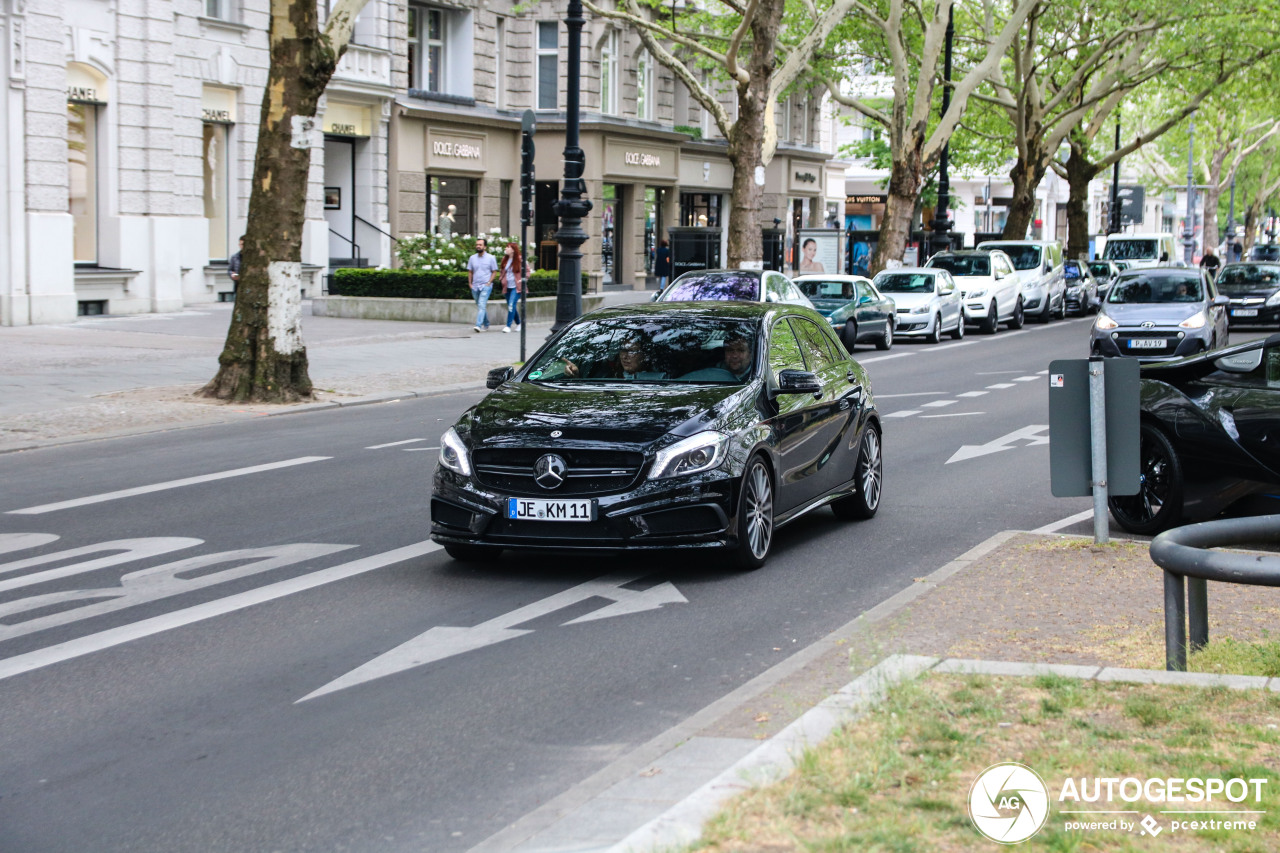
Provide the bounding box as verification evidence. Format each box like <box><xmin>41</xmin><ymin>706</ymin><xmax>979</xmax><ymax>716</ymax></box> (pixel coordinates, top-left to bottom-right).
<box><xmin>0</xmin><ymin>0</ymin><xmax>395</xmax><ymax>326</ymax></box>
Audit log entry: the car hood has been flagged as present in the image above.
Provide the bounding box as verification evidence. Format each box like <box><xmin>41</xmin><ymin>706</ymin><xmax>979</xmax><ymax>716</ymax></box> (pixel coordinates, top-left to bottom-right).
<box><xmin>1220</xmin><ymin>286</ymin><xmax>1280</xmax><ymax>299</ymax></box>
<box><xmin>950</xmin><ymin>275</ymin><xmax>995</xmax><ymax>293</ymax></box>
<box><xmin>882</xmin><ymin>291</ymin><xmax>935</xmax><ymax>309</ymax></box>
<box><xmin>1102</xmin><ymin>303</ymin><xmax>1207</xmax><ymax>326</ymax></box>
<box><xmin>808</xmin><ymin>297</ymin><xmax>851</xmax><ymax>317</ymax></box>
<box><xmin>463</xmin><ymin>381</ymin><xmax>750</xmax><ymax>447</ymax></box>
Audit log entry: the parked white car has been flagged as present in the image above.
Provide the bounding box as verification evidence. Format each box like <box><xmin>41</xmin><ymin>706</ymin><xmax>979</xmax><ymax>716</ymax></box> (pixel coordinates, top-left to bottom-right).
<box><xmin>976</xmin><ymin>239</ymin><xmax>1067</xmax><ymax>323</ymax></box>
<box><xmin>1100</xmin><ymin>232</ymin><xmax>1182</xmax><ymax>269</ymax></box>
<box><xmin>924</xmin><ymin>249</ymin><xmax>1024</xmax><ymax>334</ymax></box>
<box><xmin>871</xmin><ymin>267</ymin><xmax>964</xmax><ymax>343</ymax></box>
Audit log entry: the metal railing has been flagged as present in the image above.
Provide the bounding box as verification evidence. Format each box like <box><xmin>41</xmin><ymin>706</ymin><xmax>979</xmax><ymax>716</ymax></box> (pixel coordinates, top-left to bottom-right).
<box><xmin>1148</xmin><ymin>515</ymin><xmax>1280</xmax><ymax>671</ymax></box>
<box><xmin>355</xmin><ymin>215</ymin><xmax>398</xmax><ymax>245</ymax></box>
<box><xmin>328</xmin><ymin>228</ymin><xmax>362</xmax><ymax>266</ymax></box>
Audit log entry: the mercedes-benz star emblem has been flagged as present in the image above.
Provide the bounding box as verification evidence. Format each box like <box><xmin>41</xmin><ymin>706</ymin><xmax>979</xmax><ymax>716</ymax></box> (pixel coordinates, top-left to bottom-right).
<box><xmin>534</xmin><ymin>454</ymin><xmax>568</xmax><ymax>490</ymax></box>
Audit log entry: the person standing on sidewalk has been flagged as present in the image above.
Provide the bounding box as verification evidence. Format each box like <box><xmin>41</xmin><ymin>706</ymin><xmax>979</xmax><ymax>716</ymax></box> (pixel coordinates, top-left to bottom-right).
<box><xmin>227</xmin><ymin>236</ymin><xmax>245</xmax><ymax>298</ymax></box>
<box><xmin>499</xmin><ymin>242</ymin><xmax>530</xmax><ymax>333</ymax></box>
<box><xmin>654</xmin><ymin>239</ymin><xmax>671</xmax><ymax>290</ymax></box>
<box><xmin>467</xmin><ymin>237</ymin><xmax>498</xmax><ymax>332</ymax></box>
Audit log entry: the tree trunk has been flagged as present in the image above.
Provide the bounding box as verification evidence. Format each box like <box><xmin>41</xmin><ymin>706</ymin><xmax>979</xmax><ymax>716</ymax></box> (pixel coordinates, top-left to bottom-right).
<box><xmin>1063</xmin><ymin>143</ymin><xmax>1099</xmax><ymax>260</ymax></box>
<box><xmin>1244</xmin><ymin>205</ymin><xmax>1259</xmax><ymax>251</ymax></box>
<box><xmin>1201</xmin><ymin>150</ymin><xmax>1227</xmax><ymax>253</ymax></box>
<box><xmin>1001</xmin><ymin>157</ymin><xmax>1045</xmax><ymax>241</ymax></box>
<box><xmin>870</xmin><ymin>145</ymin><xmax>924</xmax><ymax>275</ymax></box>
<box><xmin>201</xmin><ymin>2</ymin><xmax>342</xmax><ymax>403</ymax></box>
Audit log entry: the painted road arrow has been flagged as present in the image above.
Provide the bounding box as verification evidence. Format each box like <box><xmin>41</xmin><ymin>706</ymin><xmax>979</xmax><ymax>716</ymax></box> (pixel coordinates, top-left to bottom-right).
<box><xmin>298</xmin><ymin>574</ymin><xmax>686</xmax><ymax>702</ymax></box>
<box><xmin>946</xmin><ymin>424</ymin><xmax>1050</xmax><ymax>464</ymax></box>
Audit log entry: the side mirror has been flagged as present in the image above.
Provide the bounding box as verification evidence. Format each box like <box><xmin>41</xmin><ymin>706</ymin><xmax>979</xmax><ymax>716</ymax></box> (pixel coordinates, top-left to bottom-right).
<box><xmin>858</xmin><ymin>295</ymin><xmax>872</xmax><ymax>305</ymax></box>
<box><xmin>1044</xmin><ymin>262</ymin><xmax>1053</xmax><ymax>273</ymax></box>
<box><xmin>486</xmin><ymin>366</ymin><xmax>516</xmax><ymax>389</ymax></box>
<box><xmin>1212</xmin><ymin>295</ymin><xmax>1230</xmax><ymax>307</ymax></box>
<box><xmin>775</xmin><ymin>369</ymin><xmax>822</xmax><ymax>397</ymax></box>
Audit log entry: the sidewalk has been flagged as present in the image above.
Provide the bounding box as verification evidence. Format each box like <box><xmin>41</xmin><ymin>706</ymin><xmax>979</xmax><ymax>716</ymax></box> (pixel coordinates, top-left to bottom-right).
<box><xmin>0</xmin><ymin>294</ymin><xmax>650</xmax><ymax>453</ymax></box>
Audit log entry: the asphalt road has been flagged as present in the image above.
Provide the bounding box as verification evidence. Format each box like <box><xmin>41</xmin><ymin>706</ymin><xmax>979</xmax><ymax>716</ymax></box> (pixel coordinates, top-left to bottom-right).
<box><xmin>0</xmin><ymin>317</ymin><xmax>1267</xmax><ymax>852</ymax></box>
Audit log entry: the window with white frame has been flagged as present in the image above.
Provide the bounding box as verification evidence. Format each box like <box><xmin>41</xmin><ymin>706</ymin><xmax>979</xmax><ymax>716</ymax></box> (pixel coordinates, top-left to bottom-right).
<box><xmin>204</xmin><ymin>0</ymin><xmax>234</xmax><ymax>21</ymax></box>
<box><xmin>536</xmin><ymin>22</ymin><xmax>558</xmax><ymax>110</ymax></box>
<box><xmin>781</xmin><ymin>96</ymin><xmax>791</xmax><ymax>141</ymax></box>
<box><xmin>601</xmin><ymin>30</ymin><xmax>619</xmax><ymax>115</ymax></box>
<box><xmin>407</xmin><ymin>5</ymin><xmax>473</xmax><ymax>96</ymax></box>
<box><xmin>636</xmin><ymin>51</ymin><xmax>654</xmax><ymax>120</ymax></box>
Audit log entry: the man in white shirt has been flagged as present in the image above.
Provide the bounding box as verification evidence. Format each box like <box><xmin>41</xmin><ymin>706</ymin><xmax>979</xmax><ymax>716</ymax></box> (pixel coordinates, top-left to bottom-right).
<box><xmin>466</xmin><ymin>237</ymin><xmax>499</xmax><ymax>332</ymax></box>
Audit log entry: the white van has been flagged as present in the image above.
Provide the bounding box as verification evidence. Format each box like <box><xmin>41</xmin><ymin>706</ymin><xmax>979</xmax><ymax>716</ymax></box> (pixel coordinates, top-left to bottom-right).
<box><xmin>1100</xmin><ymin>233</ymin><xmax>1181</xmax><ymax>268</ymax></box>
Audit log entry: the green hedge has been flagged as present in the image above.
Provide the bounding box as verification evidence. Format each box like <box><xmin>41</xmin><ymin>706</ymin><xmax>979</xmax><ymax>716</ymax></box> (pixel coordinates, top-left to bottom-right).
<box><xmin>329</xmin><ymin>268</ymin><xmax>586</xmax><ymax>298</ymax></box>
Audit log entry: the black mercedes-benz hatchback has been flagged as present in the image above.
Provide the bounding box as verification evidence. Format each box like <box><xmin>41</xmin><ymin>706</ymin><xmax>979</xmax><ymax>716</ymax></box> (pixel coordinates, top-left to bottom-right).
<box><xmin>430</xmin><ymin>302</ymin><xmax>882</xmax><ymax>568</ymax></box>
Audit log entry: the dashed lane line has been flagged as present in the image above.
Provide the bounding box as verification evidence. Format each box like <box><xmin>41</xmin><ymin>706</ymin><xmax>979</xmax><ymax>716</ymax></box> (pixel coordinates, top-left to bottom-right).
<box><xmin>6</xmin><ymin>457</ymin><xmax>332</xmax><ymax>515</ymax></box>
<box><xmin>366</xmin><ymin>438</ymin><xmax>429</xmax><ymax>449</ymax></box>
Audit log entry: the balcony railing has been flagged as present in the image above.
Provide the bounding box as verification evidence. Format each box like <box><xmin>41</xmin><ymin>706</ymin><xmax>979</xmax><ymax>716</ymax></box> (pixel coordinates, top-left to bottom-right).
<box><xmin>332</xmin><ymin>44</ymin><xmax>393</xmax><ymax>91</ymax></box>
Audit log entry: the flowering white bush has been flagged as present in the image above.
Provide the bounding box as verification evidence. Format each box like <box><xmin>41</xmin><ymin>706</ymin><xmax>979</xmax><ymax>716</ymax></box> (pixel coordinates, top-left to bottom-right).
<box><xmin>396</xmin><ymin>231</ymin><xmax>524</xmax><ymax>271</ymax></box>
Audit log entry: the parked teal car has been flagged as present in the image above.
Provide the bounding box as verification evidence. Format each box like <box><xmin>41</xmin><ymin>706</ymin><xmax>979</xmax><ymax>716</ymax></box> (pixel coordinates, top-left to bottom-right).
<box><xmin>793</xmin><ymin>274</ymin><xmax>896</xmax><ymax>353</ymax></box>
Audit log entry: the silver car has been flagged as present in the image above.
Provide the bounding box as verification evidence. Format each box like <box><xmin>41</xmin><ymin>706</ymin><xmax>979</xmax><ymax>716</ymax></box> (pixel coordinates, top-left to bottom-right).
<box><xmin>1090</xmin><ymin>268</ymin><xmax>1230</xmax><ymax>361</ymax></box>
<box><xmin>871</xmin><ymin>267</ymin><xmax>964</xmax><ymax>343</ymax></box>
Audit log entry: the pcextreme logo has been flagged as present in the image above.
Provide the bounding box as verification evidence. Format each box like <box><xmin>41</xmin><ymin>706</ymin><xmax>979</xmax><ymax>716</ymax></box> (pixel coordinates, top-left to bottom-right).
<box><xmin>969</xmin><ymin>763</ymin><xmax>1051</xmax><ymax>844</ymax></box>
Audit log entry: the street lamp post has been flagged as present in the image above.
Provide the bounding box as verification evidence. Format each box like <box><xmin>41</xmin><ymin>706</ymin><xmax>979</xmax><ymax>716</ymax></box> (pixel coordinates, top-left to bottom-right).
<box><xmin>1182</xmin><ymin>113</ymin><xmax>1196</xmax><ymax>265</ymax></box>
<box><xmin>929</xmin><ymin>6</ymin><xmax>955</xmax><ymax>258</ymax></box>
<box><xmin>1108</xmin><ymin>116</ymin><xmax>1122</xmax><ymax>235</ymax></box>
<box><xmin>551</xmin><ymin>0</ymin><xmax>592</xmax><ymax>333</ymax></box>
<box><xmin>1225</xmin><ymin>174</ymin><xmax>1237</xmax><ymax>260</ymax></box>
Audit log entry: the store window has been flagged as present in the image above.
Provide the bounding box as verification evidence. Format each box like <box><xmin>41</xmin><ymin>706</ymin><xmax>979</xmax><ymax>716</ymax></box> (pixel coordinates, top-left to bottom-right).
<box><xmin>203</xmin><ymin>123</ymin><xmax>231</xmax><ymax>260</ymax></box>
<box><xmin>680</xmin><ymin>193</ymin><xmax>720</xmax><ymax>227</ymax></box>
<box><xmin>408</xmin><ymin>5</ymin><xmax>472</xmax><ymax>96</ymax></box>
<box><xmin>427</xmin><ymin>176</ymin><xmax>477</xmax><ymax>238</ymax></box>
<box><xmin>204</xmin><ymin>0</ymin><xmax>235</xmax><ymax>20</ymax></box>
<box><xmin>601</xmin><ymin>30</ymin><xmax>619</xmax><ymax>115</ymax></box>
<box><xmin>67</xmin><ymin>101</ymin><xmax>98</xmax><ymax>264</ymax></box>
<box><xmin>536</xmin><ymin>22</ymin><xmax>558</xmax><ymax>110</ymax></box>
<box><xmin>636</xmin><ymin>51</ymin><xmax>654</xmax><ymax>120</ymax></box>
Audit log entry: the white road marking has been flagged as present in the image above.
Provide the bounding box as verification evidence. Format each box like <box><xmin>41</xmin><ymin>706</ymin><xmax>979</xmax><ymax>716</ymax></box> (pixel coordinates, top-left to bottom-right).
<box><xmin>6</xmin><ymin>457</ymin><xmax>331</xmax><ymax>515</ymax></box>
<box><xmin>921</xmin><ymin>399</ymin><xmax>958</xmax><ymax>408</ymax></box>
<box><xmin>402</xmin><ymin>447</ymin><xmax>440</xmax><ymax>452</ymax></box>
<box><xmin>0</xmin><ymin>540</ymin><xmax>440</xmax><ymax>683</ymax></box>
<box><xmin>298</xmin><ymin>574</ymin><xmax>687</xmax><ymax>702</ymax></box>
<box><xmin>883</xmin><ymin>410</ymin><xmax>922</xmax><ymax>419</ymax></box>
<box><xmin>986</xmin><ymin>383</ymin><xmax>1017</xmax><ymax>389</ymax></box>
<box><xmin>921</xmin><ymin>412</ymin><xmax>986</xmax><ymax>418</ymax></box>
<box><xmin>366</xmin><ymin>438</ymin><xmax>428</xmax><ymax>449</ymax></box>
<box><xmin>875</xmin><ymin>392</ymin><xmax>949</xmax><ymax>399</ymax></box>
<box><xmin>946</xmin><ymin>424</ymin><xmax>1050</xmax><ymax>464</ymax></box>
<box><xmin>857</xmin><ymin>352</ymin><xmax>916</xmax><ymax>364</ymax></box>
<box><xmin>0</xmin><ymin>537</ymin><xmax>202</xmax><ymax>592</ymax></box>
<box><xmin>976</xmin><ymin>371</ymin><xmax>1023</xmax><ymax>375</ymax></box>
<box><xmin>1014</xmin><ymin>375</ymin><xmax>1039</xmax><ymax>382</ymax></box>
<box><xmin>1035</xmin><ymin>509</ymin><xmax>1095</xmax><ymax>533</ymax></box>
<box><xmin>0</xmin><ymin>533</ymin><xmax>60</xmax><ymax>556</ymax></box>
<box><xmin>956</xmin><ymin>391</ymin><xmax>989</xmax><ymax>397</ymax></box>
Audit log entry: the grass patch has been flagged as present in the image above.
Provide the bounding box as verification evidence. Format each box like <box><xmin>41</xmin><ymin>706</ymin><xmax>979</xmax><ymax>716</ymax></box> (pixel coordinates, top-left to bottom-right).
<box><xmin>689</xmin><ymin>674</ymin><xmax>1280</xmax><ymax>852</ymax></box>
<box><xmin>1191</xmin><ymin>637</ymin><xmax>1280</xmax><ymax>678</ymax></box>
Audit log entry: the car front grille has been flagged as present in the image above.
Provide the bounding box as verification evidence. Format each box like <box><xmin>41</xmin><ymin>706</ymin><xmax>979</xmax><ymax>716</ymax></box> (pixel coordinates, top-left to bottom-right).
<box><xmin>472</xmin><ymin>448</ymin><xmax>646</xmax><ymax>496</ymax></box>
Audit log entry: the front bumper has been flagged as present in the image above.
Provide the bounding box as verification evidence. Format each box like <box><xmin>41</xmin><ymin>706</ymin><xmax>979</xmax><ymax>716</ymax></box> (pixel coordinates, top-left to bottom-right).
<box><xmin>430</xmin><ymin>467</ymin><xmax>741</xmax><ymax>552</ymax></box>
<box><xmin>1090</xmin><ymin>327</ymin><xmax>1213</xmax><ymax>361</ymax></box>
<box><xmin>894</xmin><ymin>311</ymin><xmax>937</xmax><ymax>335</ymax></box>
<box><xmin>1226</xmin><ymin>299</ymin><xmax>1280</xmax><ymax>326</ymax></box>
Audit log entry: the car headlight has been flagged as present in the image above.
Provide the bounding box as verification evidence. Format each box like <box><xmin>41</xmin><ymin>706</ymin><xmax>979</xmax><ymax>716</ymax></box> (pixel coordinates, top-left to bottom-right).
<box><xmin>910</xmin><ymin>304</ymin><xmax>931</xmax><ymax>314</ymax></box>
<box><xmin>439</xmin><ymin>426</ymin><xmax>472</xmax><ymax>476</ymax></box>
<box><xmin>1095</xmin><ymin>314</ymin><xmax>1118</xmax><ymax>330</ymax></box>
<box><xmin>1178</xmin><ymin>312</ymin><xmax>1206</xmax><ymax>329</ymax></box>
<box><xmin>967</xmin><ymin>288</ymin><xmax>987</xmax><ymax>298</ymax></box>
<box><xmin>650</xmin><ymin>431</ymin><xmax>729</xmax><ymax>480</ymax></box>
<box><xmin>1267</xmin><ymin>291</ymin><xmax>1280</xmax><ymax>307</ymax></box>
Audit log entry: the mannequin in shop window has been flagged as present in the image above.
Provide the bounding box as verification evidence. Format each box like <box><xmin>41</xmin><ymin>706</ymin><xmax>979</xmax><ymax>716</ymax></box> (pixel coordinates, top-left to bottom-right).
<box><xmin>438</xmin><ymin>204</ymin><xmax>456</xmax><ymax>240</ymax></box>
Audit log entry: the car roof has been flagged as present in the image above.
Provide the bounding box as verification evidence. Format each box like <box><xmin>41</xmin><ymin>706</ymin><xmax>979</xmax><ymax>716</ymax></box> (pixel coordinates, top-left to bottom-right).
<box><xmin>976</xmin><ymin>239</ymin><xmax>1056</xmax><ymax>246</ymax></box>
<box><xmin>792</xmin><ymin>273</ymin><xmax>872</xmax><ymax>281</ymax></box>
<box><xmin>876</xmin><ymin>267</ymin><xmax>937</xmax><ymax>275</ymax></box>
<box><xmin>670</xmin><ymin>268</ymin><xmax>767</xmax><ymax>280</ymax></box>
<box><xmin>1115</xmin><ymin>267</ymin><xmax>1201</xmax><ymax>278</ymax></box>
<box><xmin>591</xmin><ymin>301</ymin><xmax>785</xmax><ymax>320</ymax></box>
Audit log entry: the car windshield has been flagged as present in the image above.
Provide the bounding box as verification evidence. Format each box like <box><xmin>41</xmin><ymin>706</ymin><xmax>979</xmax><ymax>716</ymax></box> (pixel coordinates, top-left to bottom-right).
<box><xmin>983</xmin><ymin>244</ymin><xmax>1042</xmax><ymax>270</ymax></box>
<box><xmin>929</xmin><ymin>255</ymin><xmax>989</xmax><ymax>276</ymax></box>
<box><xmin>1106</xmin><ymin>275</ymin><xmax>1203</xmax><ymax>303</ymax></box>
<box><xmin>874</xmin><ymin>273</ymin><xmax>936</xmax><ymax>294</ymax></box>
<box><xmin>1102</xmin><ymin>239</ymin><xmax>1158</xmax><ymax>261</ymax></box>
<box><xmin>525</xmin><ymin>316</ymin><xmax>760</xmax><ymax>384</ymax></box>
<box><xmin>660</xmin><ymin>272</ymin><xmax>759</xmax><ymax>302</ymax></box>
<box><xmin>1248</xmin><ymin>245</ymin><xmax>1280</xmax><ymax>261</ymax></box>
<box><xmin>796</xmin><ymin>279</ymin><xmax>855</xmax><ymax>299</ymax></box>
<box><xmin>1216</xmin><ymin>264</ymin><xmax>1280</xmax><ymax>292</ymax></box>
<box><xmin>1063</xmin><ymin>261</ymin><xmax>1083</xmax><ymax>279</ymax></box>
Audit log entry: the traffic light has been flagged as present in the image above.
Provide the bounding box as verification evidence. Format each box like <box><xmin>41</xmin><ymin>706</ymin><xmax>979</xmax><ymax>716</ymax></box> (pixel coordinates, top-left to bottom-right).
<box><xmin>521</xmin><ymin>111</ymin><xmax>535</xmax><ymax>227</ymax></box>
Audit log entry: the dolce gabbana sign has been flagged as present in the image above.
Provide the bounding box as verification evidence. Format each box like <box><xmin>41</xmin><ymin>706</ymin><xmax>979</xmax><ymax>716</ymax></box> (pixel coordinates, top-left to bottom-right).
<box><xmin>426</xmin><ymin>128</ymin><xmax>487</xmax><ymax>172</ymax></box>
<box><xmin>604</xmin><ymin>140</ymin><xmax>678</xmax><ymax>181</ymax></box>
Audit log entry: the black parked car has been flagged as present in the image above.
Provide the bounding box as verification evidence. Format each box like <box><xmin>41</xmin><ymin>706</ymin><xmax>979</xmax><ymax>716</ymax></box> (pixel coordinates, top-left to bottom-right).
<box><xmin>1109</xmin><ymin>333</ymin><xmax>1280</xmax><ymax>535</ymax></box>
<box><xmin>1216</xmin><ymin>262</ymin><xmax>1280</xmax><ymax>328</ymax></box>
<box><xmin>1088</xmin><ymin>259</ymin><xmax>1121</xmax><ymax>299</ymax></box>
<box><xmin>1247</xmin><ymin>244</ymin><xmax>1280</xmax><ymax>262</ymax></box>
<box><xmin>431</xmin><ymin>302</ymin><xmax>882</xmax><ymax>568</ymax></box>
<box><xmin>1063</xmin><ymin>259</ymin><xmax>1099</xmax><ymax>315</ymax></box>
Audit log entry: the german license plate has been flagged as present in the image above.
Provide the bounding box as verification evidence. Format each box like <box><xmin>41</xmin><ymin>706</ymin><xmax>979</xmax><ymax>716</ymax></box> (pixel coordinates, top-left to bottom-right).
<box><xmin>1232</xmin><ymin>309</ymin><xmax>1258</xmax><ymax>317</ymax></box>
<box><xmin>507</xmin><ymin>497</ymin><xmax>594</xmax><ymax>522</ymax></box>
<box><xmin>1128</xmin><ymin>339</ymin><xmax>1165</xmax><ymax>349</ymax></box>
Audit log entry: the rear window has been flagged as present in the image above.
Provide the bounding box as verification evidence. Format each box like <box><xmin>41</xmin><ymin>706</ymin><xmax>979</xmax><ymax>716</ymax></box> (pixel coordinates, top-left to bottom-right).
<box><xmin>981</xmin><ymin>244</ymin><xmax>1042</xmax><ymax>270</ymax></box>
<box><xmin>1063</xmin><ymin>261</ymin><xmax>1083</xmax><ymax>279</ymax></box>
<box><xmin>1248</xmin><ymin>245</ymin><xmax>1280</xmax><ymax>261</ymax></box>
<box><xmin>796</xmin><ymin>279</ymin><xmax>855</xmax><ymax>299</ymax></box>
<box><xmin>928</xmin><ymin>255</ymin><xmax>989</xmax><ymax>276</ymax></box>
<box><xmin>1102</xmin><ymin>239</ymin><xmax>1158</xmax><ymax>261</ymax></box>
<box><xmin>661</xmin><ymin>272</ymin><xmax>759</xmax><ymax>302</ymax></box>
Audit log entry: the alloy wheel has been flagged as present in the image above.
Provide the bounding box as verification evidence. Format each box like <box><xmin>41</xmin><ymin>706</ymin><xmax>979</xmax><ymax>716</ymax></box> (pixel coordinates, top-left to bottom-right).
<box><xmin>743</xmin><ymin>460</ymin><xmax>774</xmax><ymax>561</ymax></box>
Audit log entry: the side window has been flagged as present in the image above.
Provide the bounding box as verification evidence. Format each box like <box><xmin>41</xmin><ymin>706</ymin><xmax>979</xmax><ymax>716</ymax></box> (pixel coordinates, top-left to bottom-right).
<box><xmin>789</xmin><ymin>318</ymin><xmax>839</xmax><ymax>372</ymax></box>
<box><xmin>855</xmin><ymin>280</ymin><xmax>874</xmax><ymax>302</ymax></box>
<box><xmin>938</xmin><ymin>273</ymin><xmax>954</xmax><ymax>293</ymax></box>
<box><xmin>767</xmin><ymin>319</ymin><xmax>805</xmax><ymax>380</ymax></box>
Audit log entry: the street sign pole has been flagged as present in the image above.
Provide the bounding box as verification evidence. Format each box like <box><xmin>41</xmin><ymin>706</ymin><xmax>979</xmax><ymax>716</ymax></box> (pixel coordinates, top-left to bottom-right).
<box><xmin>520</xmin><ymin>110</ymin><xmax>535</xmax><ymax>362</ymax></box>
<box><xmin>1088</xmin><ymin>356</ymin><xmax>1109</xmax><ymax>543</ymax></box>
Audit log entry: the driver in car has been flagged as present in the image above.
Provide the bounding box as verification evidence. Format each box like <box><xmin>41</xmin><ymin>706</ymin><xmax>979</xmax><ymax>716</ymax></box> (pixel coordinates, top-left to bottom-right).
<box><xmin>719</xmin><ymin>331</ymin><xmax>755</xmax><ymax>381</ymax></box>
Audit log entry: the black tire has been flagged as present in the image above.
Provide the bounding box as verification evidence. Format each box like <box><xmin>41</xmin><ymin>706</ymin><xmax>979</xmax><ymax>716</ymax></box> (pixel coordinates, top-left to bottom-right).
<box><xmin>730</xmin><ymin>456</ymin><xmax>775</xmax><ymax>569</ymax></box>
<box><xmin>1036</xmin><ymin>297</ymin><xmax>1053</xmax><ymax>323</ymax></box>
<box><xmin>443</xmin><ymin>542</ymin><xmax>503</xmax><ymax>562</ymax></box>
<box><xmin>1055</xmin><ymin>293</ymin><xmax>1068</xmax><ymax>320</ymax></box>
<box><xmin>875</xmin><ymin>319</ymin><xmax>894</xmax><ymax>351</ymax></box>
<box><xmin>950</xmin><ymin>311</ymin><xmax>966</xmax><ymax>339</ymax></box>
<box><xmin>832</xmin><ymin>423</ymin><xmax>883</xmax><ymax>520</ymax></box>
<box><xmin>1007</xmin><ymin>298</ymin><xmax>1025</xmax><ymax>330</ymax></box>
<box><xmin>981</xmin><ymin>301</ymin><xmax>999</xmax><ymax>334</ymax></box>
<box><xmin>841</xmin><ymin>320</ymin><xmax>859</xmax><ymax>354</ymax></box>
<box><xmin>1108</xmin><ymin>422</ymin><xmax>1184</xmax><ymax>535</ymax></box>
<box><xmin>925</xmin><ymin>313</ymin><xmax>943</xmax><ymax>344</ymax></box>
